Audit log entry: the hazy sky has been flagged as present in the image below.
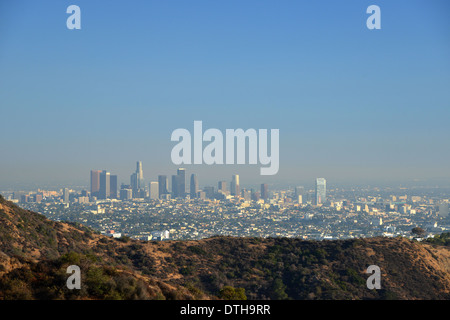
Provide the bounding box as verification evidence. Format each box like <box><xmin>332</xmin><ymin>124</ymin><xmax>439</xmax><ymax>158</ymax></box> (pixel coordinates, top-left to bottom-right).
<box><xmin>1</xmin><ymin>0</ymin><xmax>449</xmax><ymax>190</ymax></box>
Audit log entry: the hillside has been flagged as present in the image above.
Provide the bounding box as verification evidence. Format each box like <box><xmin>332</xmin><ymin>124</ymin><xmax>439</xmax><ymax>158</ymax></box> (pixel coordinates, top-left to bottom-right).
<box><xmin>1</xmin><ymin>194</ymin><xmax>450</xmax><ymax>300</ymax></box>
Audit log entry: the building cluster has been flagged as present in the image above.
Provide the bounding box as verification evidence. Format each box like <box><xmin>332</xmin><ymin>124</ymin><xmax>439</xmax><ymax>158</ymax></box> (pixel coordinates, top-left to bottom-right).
<box><xmin>86</xmin><ymin>162</ymin><xmax>329</xmax><ymax>207</ymax></box>
<box><xmin>5</xmin><ymin>161</ymin><xmax>450</xmax><ymax>242</ymax></box>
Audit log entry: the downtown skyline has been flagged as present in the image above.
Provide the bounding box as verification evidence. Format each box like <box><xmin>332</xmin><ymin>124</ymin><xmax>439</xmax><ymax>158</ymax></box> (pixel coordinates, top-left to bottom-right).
<box><xmin>1</xmin><ymin>1</ymin><xmax>449</xmax><ymax>189</ymax></box>
<box><xmin>88</xmin><ymin>161</ymin><xmax>288</xmax><ymax>200</ymax></box>
<box><xmin>1</xmin><ymin>160</ymin><xmax>450</xmax><ymax>192</ymax></box>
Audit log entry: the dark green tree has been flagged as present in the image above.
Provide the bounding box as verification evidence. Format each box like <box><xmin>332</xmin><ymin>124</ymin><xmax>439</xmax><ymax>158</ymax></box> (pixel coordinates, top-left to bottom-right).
<box><xmin>411</xmin><ymin>227</ymin><xmax>426</xmax><ymax>238</ymax></box>
<box><xmin>218</xmin><ymin>286</ymin><xmax>247</xmax><ymax>300</ymax></box>
<box><xmin>270</xmin><ymin>278</ymin><xmax>289</xmax><ymax>300</ymax></box>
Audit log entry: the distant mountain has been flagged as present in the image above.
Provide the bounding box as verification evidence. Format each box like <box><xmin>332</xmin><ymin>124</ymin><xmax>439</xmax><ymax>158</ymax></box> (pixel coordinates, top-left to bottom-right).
<box><xmin>1</xmin><ymin>194</ymin><xmax>450</xmax><ymax>300</ymax></box>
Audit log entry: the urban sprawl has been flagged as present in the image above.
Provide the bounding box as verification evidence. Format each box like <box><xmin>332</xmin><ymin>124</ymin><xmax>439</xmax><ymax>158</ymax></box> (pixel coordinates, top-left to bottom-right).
<box><xmin>3</xmin><ymin>162</ymin><xmax>450</xmax><ymax>242</ymax></box>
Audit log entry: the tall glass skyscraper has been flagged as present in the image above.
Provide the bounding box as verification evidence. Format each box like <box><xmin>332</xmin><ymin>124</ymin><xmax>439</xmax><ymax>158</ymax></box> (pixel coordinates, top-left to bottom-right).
<box><xmin>62</xmin><ymin>188</ymin><xmax>70</xmax><ymax>203</ymax></box>
<box><xmin>177</xmin><ymin>168</ymin><xmax>186</xmax><ymax>197</ymax></box>
<box><xmin>315</xmin><ymin>178</ymin><xmax>326</xmax><ymax>205</ymax></box>
<box><xmin>190</xmin><ymin>174</ymin><xmax>198</xmax><ymax>199</ymax></box>
<box><xmin>171</xmin><ymin>175</ymin><xmax>179</xmax><ymax>198</ymax></box>
<box><xmin>90</xmin><ymin>170</ymin><xmax>101</xmax><ymax>196</ymax></box>
<box><xmin>136</xmin><ymin>161</ymin><xmax>144</xmax><ymax>189</ymax></box>
<box><xmin>158</xmin><ymin>175</ymin><xmax>168</xmax><ymax>195</ymax></box>
<box><xmin>99</xmin><ymin>170</ymin><xmax>111</xmax><ymax>200</ymax></box>
<box><xmin>149</xmin><ymin>181</ymin><xmax>159</xmax><ymax>200</ymax></box>
<box><xmin>261</xmin><ymin>183</ymin><xmax>268</xmax><ymax>200</ymax></box>
<box><xmin>110</xmin><ymin>175</ymin><xmax>118</xmax><ymax>199</ymax></box>
<box><xmin>171</xmin><ymin>168</ymin><xmax>186</xmax><ymax>198</ymax></box>
<box><xmin>231</xmin><ymin>174</ymin><xmax>240</xmax><ymax>196</ymax></box>
<box><xmin>218</xmin><ymin>181</ymin><xmax>227</xmax><ymax>193</ymax></box>
<box><xmin>131</xmin><ymin>161</ymin><xmax>144</xmax><ymax>197</ymax></box>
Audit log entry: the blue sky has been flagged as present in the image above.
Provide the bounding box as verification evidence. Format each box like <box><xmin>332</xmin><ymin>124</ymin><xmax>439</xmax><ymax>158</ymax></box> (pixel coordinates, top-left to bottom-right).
<box><xmin>0</xmin><ymin>0</ymin><xmax>449</xmax><ymax>189</ymax></box>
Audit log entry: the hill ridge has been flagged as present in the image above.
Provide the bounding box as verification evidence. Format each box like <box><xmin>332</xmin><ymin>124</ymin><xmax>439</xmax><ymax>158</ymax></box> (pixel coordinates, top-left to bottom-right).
<box><xmin>1</xmin><ymin>194</ymin><xmax>450</xmax><ymax>300</ymax></box>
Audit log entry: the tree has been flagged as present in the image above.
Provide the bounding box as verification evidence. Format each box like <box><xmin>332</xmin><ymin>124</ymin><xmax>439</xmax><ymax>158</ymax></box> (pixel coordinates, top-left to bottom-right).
<box><xmin>218</xmin><ymin>286</ymin><xmax>247</xmax><ymax>300</ymax></box>
<box><xmin>411</xmin><ymin>227</ymin><xmax>426</xmax><ymax>238</ymax></box>
<box><xmin>270</xmin><ymin>278</ymin><xmax>289</xmax><ymax>300</ymax></box>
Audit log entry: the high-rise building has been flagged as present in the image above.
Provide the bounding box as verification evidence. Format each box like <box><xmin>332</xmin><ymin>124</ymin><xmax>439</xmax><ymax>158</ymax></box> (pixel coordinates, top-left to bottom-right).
<box><xmin>172</xmin><ymin>175</ymin><xmax>179</xmax><ymax>198</ymax></box>
<box><xmin>295</xmin><ymin>186</ymin><xmax>305</xmax><ymax>198</ymax></box>
<box><xmin>34</xmin><ymin>193</ymin><xmax>43</xmax><ymax>203</ymax></box>
<box><xmin>149</xmin><ymin>182</ymin><xmax>159</xmax><ymax>200</ymax></box>
<box><xmin>261</xmin><ymin>183</ymin><xmax>269</xmax><ymax>200</ymax></box>
<box><xmin>110</xmin><ymin>175</ymin><xmax>118</xmax><ymax>199</ymax></box>
<box><xmin>177</xmin><ymin>168</ymin><xmax>186</xmax><ymax>197</ymax></box>
<box><xmin>172</xmin><ymin>168</ymin><xmax>186</xmax><ymax>198</ymax></box>
<box><xmin>62</xmin><ymin>188</ymin><xmax>70</xmax><ymax>203</ymax></box>
<box><xmin>90</xmin><ymin>170</ymin><xmax>101</xmax><ymax>197</ymax></box>
<box><xmin>295</xmin><ymin>186</ymin><xmax>305</xmax><ymax>204</ymax></box>
<box><xmin>242</xmin><ymin>189</ymin><xmax>251</xmax><ymax>201</ymax></box>
<box><xmin>99</xmin><ymin>170</ymin><xmax>111</xmax><ymax>199</ymax></box>
<box><xmin>218</xmin><ymin>181</ymin><xmax>227</xmax><ymax>194</ymax></box>
<box><xmin>197</xmin><ymin>191</ymin><xmax>206</xmax><ymax>200</ymax></box>
<box><xmin>439</xmin><ymin>203</ymin><xmax>449</xmax><ymax>217</ymax></box>
<box><xmin>120</xmin><ymin>188</ymin><xmax>133</xmax><ymax>200</ymax></box>
<box><xmin>131</xmin><ymin>172</ymin><xmax>137</xmax><ymax>190</ymax></box>
<box><xmin>231</xmin><ymin>174</ymin><xmax>240</xmax><ymax>196</ymax></box>
<box><xmin>190</xmin><ymin>174</ymin><xmax>199</xmax><ymax>199</ymax></box>
<box><xmin>252</xmin><ymin>190</ymin><xmax>260</xmax><ymax>201</ymax></box>
<box><xmin>13</xmin><ymin>192</ymin><xmax>25</xmax><ymax>201</ymax></box>
<box><xmin>204</xmin><ymin>186</ymin><xmax>215</xmax><ymax>199</ymax></box>
<box><xmin>315</xmin><ymin>178</ymin><xmax>326</xmax><ymax>205</ymax></box>
<box><xmin>131</xmin><ymin>161</ymin><xmax>145</xmax><ymax>198</ymax></box>
<box><xmin>158</xmin><ymin>175</ymin><xmax>168</xmax><ymax>195</ymax></box>
<box><xmin>136</xmin><ymin>161</ymin><xmax>144</xmax><ymax>189</ymax></box>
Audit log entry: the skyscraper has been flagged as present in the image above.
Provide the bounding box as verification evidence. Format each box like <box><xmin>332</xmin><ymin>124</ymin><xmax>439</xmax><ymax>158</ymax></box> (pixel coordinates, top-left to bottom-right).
<box><xmin>261</xmin><ymin>183</ymin><xmax>269</xmax><ymax>200</ymax></box>
<box><xmin>136</xmin><ymin>161</ymin><xmax>144</xmax><ymax>189</ymax></box>
<box><xmin>295</xmin><ymin>186</ymin><xmax>305</xmax><ymax>204</ymax></box>
<box><xmin>231</xmin><ymin>174</ymin><xmax>240</xmax><ymax>197</ymax></box>
<box><xmin>99</xmin><ymin>170</ymin><xmax>111</xmax><ymax>199</ymax></box>
<box><xmin>218</xmin><ymin>181</ymin><xmax>227</xmax><ymax>194</ymax></box>
<box><xmin>120</xmin><ymin>187</ymin><xmax>133</xmax><ymax>200</ymax></box>
<box><xmin>190</xmin><ymin>174</ymin><xmax>199</xmax><ymax>199</ymax></box>
<box><xmin>149</xmin><ymin>181</ymin><xmax>159</xmax><ymax>200</ymax></box>
<box><xmin>439</xmin><ymin>203</ymin><xmax>449</xmax><ymax>217</ymax></box>
<box><xmin>295</xmin><ymin>186</ymin><xmax>305</xmax><ymax>198</ymax></box>
<box><xmin>315</xmin><ymin>178</ymin><xmax>326</xmax><ymax>205</ymax></box>
<box><xmin>204</xmin><ymin>186</ymin><xmax>215</xmax><ymax>199</ymax></box>
<box><xmin>131</xmin><ymin>161</ymin><xmax>145</xmax><ymax>198</ymax></box>
<box><xmin>177</xmin><ymin>168</ymin><xmax>186</xmax><ymax>197</ymax></box>
<box><xmin>110</xmin><ymin>175</ymin><xmax>118</xmax><ymax>199</ymax></box>
<box><xmin>242</xmin><ymin>189</ymin><xmax>251</xmax><ymax>201</ymax></box>
<box><xmin>90</xmin><ymin>170</ymin><xmax>101</xmax><ymax>197</ymax></box>
<box><xmin>158</xmin><ymin>175</ymin><xmax>168</xmax><ymax>195</ymax></box>
<box><xmin>130</xmin><ymin>172</ymin><xmax>138</xmax><ymax>194</ymax></box>
<box><xmin>62</xmin><ymin>188</ymin><xmax>70</xmax><ymax>203</ymax></box>
<box><xmin>172</xmin><ymin>175</ymin><xmax>179</xmax><ymax>198</ymax></box>
<box><xmin>198</xmin><ymin>191</ymin><xmax>206</xmax><ymax>200</ymax></box>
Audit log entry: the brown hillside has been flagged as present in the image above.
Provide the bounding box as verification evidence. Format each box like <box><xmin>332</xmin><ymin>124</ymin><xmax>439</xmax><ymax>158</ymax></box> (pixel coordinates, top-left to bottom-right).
<box><xmin>1</xmin><ymin>194</ymin><xmax>450</xmax><ymax>300</ymax></box>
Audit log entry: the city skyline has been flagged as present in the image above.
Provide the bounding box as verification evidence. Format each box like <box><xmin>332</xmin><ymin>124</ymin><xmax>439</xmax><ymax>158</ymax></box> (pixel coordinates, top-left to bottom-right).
<box><xmin>3</xmin><ymin>161</ymin><xmax>450</xmax><ymax>192</ymax></box>
<box><xmin>11</xmin><ymin>173</ymin><xmax>450</xmax><ymax>242</ymax></box>
<box><xmin>85</xmin><ymin>161</ymin><xmax>288</xmax><ymax>201</ymax></box>
<box><xmin>1</xmin><ymin>1</ymin><xmax>450</xmax><ymax>189</ymax></box>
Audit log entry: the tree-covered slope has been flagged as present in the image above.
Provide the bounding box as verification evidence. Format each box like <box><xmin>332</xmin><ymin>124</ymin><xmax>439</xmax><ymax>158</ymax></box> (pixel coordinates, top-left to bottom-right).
<box><xmin>1</xmin><ymin>194</ymin><xmax>450</xmax><ymax>300</ymax></box>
